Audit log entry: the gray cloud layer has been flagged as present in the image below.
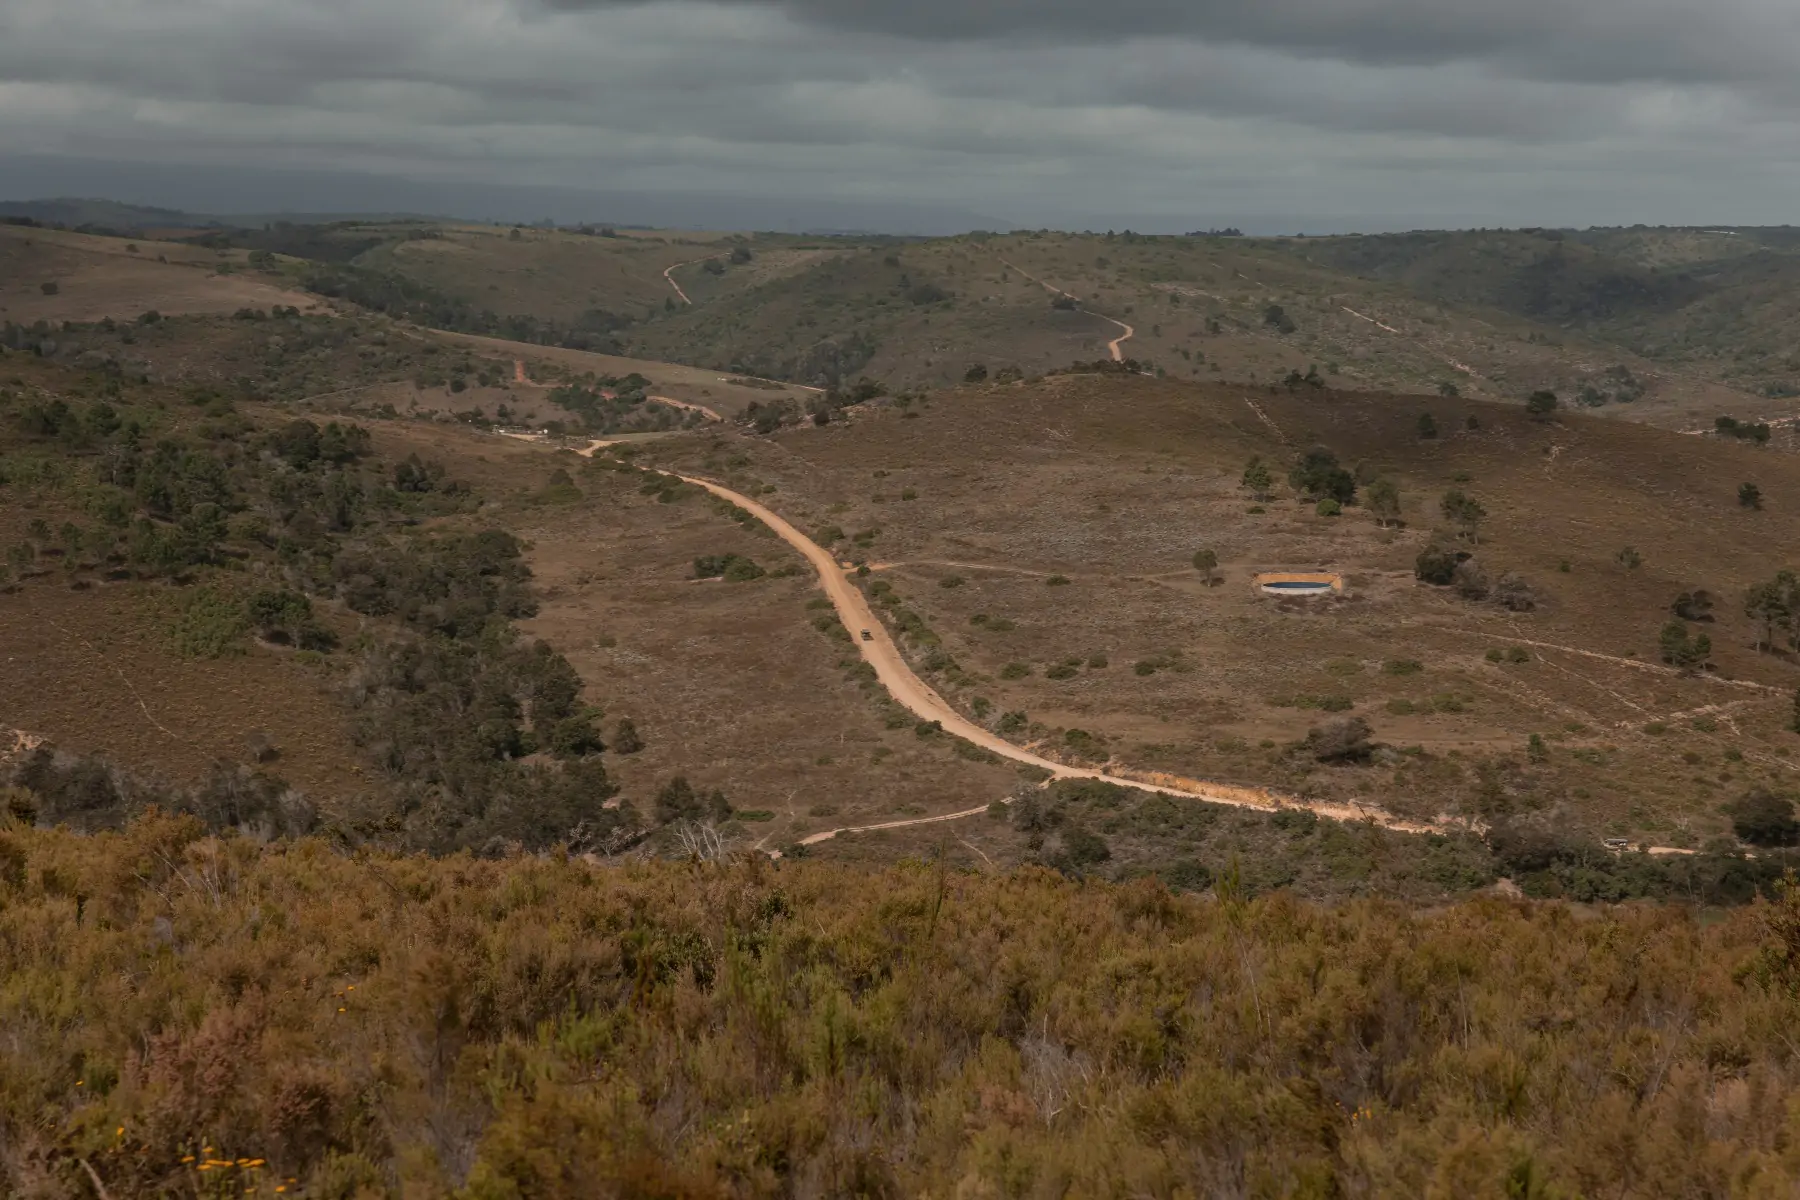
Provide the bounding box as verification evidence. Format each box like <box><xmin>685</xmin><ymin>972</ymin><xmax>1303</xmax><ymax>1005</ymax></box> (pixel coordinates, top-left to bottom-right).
<box><xmin>3</xmin><ymin>0</ymin><xmax>1798</xmax><ymax>230</ymax></box>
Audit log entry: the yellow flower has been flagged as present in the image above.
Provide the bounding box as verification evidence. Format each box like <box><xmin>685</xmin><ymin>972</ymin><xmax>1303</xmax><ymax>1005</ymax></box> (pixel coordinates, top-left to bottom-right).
<box><xmin>181</xmin><ymin>1156</ymin><xmax>196</xmax><ymax>1164</ymax></box>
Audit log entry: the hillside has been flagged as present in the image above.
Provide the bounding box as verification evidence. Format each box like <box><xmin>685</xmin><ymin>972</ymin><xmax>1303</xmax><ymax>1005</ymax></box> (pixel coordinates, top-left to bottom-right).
<box><xmin>12</xmin><ymin>217</ymin><xmax>1800</xmax><ymax>439</ymax></box>
<box><xmin>11</xmin><ymin>211</ymin><xmax>1800</xmax><ymax>1195</ymax></box>
<box><xmin>635</xmin><ymin>372</ymin><xmax>1800</xmax><ymax>855</ymax></box>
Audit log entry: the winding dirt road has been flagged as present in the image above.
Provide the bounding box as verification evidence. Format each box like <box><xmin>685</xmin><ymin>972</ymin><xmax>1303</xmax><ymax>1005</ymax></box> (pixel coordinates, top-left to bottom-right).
<box><xmin>616</xmin><ymin>460</ymin><xmax>1454</xmax><ymax>837</ymax></box>
<box><xmin>999</xmin><ymin>258</ymin><xmax>1135</xmax><ymax>362</ymax></box>
<box><xmin>662</xmin><ymin>254</ymin><xmax>726</xmax><ymax>306</ymax></box>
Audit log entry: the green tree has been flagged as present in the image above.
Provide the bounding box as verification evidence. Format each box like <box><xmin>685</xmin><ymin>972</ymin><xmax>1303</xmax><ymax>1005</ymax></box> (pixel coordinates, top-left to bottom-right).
<box><xmin>1525</xmin><ymin>390</ymin><xmax>1559</xmax><ymax>420</ymax></box>
<box><xmin>1746</xmin><ymin>570</ymin><xmax>1800</xmax><ymax>652</ymax></box>
<box><xmin>1192</xmin><ymin>549</ymin><xmax>1219</xmax><ymax>585</ymax></box>
<box><xmin>1289</xmin><ymin>447</ymin><xmax>1356</xmax><ymax>505</ymax></box>
<box><xmin>1440</xmin><ymin>489</ymin><xmax>1487</xmax><ymax>542</ymax></box>
<box><xmin>1659</xmin><ymin>621</ymin><xmax>1711</xmax><ymax>674</ymax></box>
<box><xmin>1240</xmin><ymin>456</ymin><xmax>1274</xmax><ymax>501</ymax></box>
<box><xmin>612</xmin><ymin>718</ymin><xmax>644</xmax><ymax>755</ymax></box>
<box><xmin>1417</xmin><ymin>413</ymin><xmax>1438</xmax><ymax>439</ymax></box>
<box><xmin>1366</xmin><ymin>477</ymin><xmax>1402</xmax><ymax>526</ymax></box>
<box><xmin>1740</xmin><ymin>482</ymin><xmax>1763</xmax><ymax>510</ymax></box>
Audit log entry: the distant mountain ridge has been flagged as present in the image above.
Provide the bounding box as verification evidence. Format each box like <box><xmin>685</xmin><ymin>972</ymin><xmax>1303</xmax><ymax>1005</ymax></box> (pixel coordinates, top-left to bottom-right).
<box><xmin>0</xmin><ymin>153</ymin><xmax>1015</xmax><ymax>235</ymax></box>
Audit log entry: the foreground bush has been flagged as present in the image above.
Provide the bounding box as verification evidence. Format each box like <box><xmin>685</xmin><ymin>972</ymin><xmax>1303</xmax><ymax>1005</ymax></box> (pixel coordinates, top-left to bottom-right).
<box><xmin>3</xmin><ymin>817</ymin><xmax>1800</xmax><ymax>1197</ymax></box>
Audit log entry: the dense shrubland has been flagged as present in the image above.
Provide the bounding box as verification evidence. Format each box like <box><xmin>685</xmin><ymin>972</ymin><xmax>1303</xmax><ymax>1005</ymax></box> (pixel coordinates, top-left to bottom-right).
<box><xmin>0</xmin><ymin>371</ymin><xmax>628</xmax><ymax>854</ymax></box>
<box><xmin>3</xmin><ymin>823</ymin><xmax>1800</xmax><ymax>1197</ymax></box>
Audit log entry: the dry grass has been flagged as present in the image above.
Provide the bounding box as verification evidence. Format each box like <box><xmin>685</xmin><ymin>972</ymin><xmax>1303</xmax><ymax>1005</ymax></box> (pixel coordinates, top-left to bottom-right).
<box><xmin>631</xmin><ymin>373</ymin><xmax>1800</xmax><ymax>843</ymax></box>
<box><xmin>0</xmin><ymin>225</ymin><xmax>319</xmax><ymax>324</ymax></box>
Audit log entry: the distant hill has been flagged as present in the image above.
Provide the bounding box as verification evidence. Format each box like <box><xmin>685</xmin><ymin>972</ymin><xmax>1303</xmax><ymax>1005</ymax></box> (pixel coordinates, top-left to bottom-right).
<box><xmin>0</xmin><ymin>197</ymin><xmax>220</xmax><ymax>230</ymax></box>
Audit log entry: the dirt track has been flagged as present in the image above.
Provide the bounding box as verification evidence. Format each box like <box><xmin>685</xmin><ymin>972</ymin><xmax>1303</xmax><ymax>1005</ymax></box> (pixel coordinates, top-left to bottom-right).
<box><xmin>648</xmin><ymin>466</ymin><xmax>1451</xmax><ymax>836</ymax></box>
<box><xmin>662</xmin><ymin>254</ymin><xmax>726</xmax><ymax>305</ymax></box>
<box><xmin>998</xmin><ymin>257</ymin><xmax>1134</xmax><ymax>362</ymax></box>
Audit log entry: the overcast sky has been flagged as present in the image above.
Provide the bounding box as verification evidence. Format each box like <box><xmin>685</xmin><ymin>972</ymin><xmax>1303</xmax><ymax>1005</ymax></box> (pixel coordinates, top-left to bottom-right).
<box><xmin>4</xmin><ymin>0</ymin><xmax>1800</xmax><ymax>231</ymax></box>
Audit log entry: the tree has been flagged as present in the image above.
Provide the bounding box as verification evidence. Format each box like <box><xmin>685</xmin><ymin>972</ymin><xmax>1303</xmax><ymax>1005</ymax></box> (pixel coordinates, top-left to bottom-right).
<box><xmin>1745</xmin><ymin>570</ymin><xmax>1800</xmax><ymax>652</ymax></box>
<box><xmin>1659</xmin><ymin>621</ymin><xmax>1711</xmax><ymax>674</ymax></box>
<box><xmin>1289</xmin><ymin>447</ymin><xmax>1356</xmax><ymax>505</ymax></box>
<box><xmin>1740</xmin><ymin>482</ymin><xmax>1763</xmax><ymax>510</ymax></box>
<box><xmin>1417</xmin><ymin>413</ymin><xmax>1438</xmax><ymax>439</ymax></box>
<box><xmin>1366</xmin><ymin>477</ymin><xmax>1402</xmax><ymax>526</ymax></box>
<box><xmin>1440</xmin><ymin>489</ymin><xmax>1486</xmax><ymax>541</ymax></box>
<box><xmin>1728</xmin><ymin>790</ymin><xmax>1800</xmax><ymax>847</ymax></box>
<box><xmin>1525</xmin><ymin>390</ymin><xmax>1559</xmax><ymax>420</ymax></box>
<box><xmin>1263</xmin><ymin>304</ymin><xmax>1296</xmax><ymax>334</ymax></box>
<box><xmin>612</xmin><ymin>718</ymin><xmax>644</xmax><ymax>755</ymax></box>
<box><xmin>1437</xmin><ymin>381</ymin><xmax>1460</xmax><ymax>398</ymax></box>
<box><xmin>40</xmin><ymin>281</ymin><xmax>58</xmax><ymax>296</ymax></box>
<box><xmin>1240</xmin><ymin>456</ymin><xmax>1274</xmax><ymax>501</ymax></box>
<box><xmin>729</xmin><ymin>245</ymin><xmax>753</xmax><ymax>264</ymax></box>
<box><xmin>1191</xmin><ymin>549</ymin><xmax>1220</xmax><ymax>586</ymax></box>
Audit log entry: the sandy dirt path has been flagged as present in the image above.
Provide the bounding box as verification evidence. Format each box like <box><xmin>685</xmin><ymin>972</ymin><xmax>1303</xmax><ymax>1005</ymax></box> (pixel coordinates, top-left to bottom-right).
<box><xmin>998</xmin><ymin>258</ymin><xmax>1134</xmax><ymax>361</ymax></box>
<box><xmin>662</xmin><ymin>254</ymin><xmax>727</xmax><ymax>305</ymax></box>
<box><xmin>622</xmin><ymin>462</ymin><xmax>1453</xmax><ymax>836</ymax></box>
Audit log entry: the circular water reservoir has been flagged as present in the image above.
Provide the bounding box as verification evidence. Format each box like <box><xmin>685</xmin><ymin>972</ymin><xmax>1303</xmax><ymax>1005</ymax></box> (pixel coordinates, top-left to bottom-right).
<box><xmin>1254</xmin><ymin>572</ymin><xmax>1343</xmax><ymax>597</ymax></box>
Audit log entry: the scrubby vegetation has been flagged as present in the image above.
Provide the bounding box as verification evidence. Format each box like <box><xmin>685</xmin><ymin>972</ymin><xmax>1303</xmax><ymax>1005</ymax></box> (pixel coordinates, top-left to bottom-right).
<box><xmin>0</xmin><ymin>369</ymin><xmax>634</xmax><ymax>854</ymax></box>
<box><xmin>5</xmin><ymin>822</ymin><xmax>1800</xmax><ymax>1196</ymax></box>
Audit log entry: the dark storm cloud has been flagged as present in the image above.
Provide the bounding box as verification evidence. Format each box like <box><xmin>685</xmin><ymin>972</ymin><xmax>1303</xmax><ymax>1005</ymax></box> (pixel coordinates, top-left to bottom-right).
<box><xmin>535</xmin><ymin>0</ymin><xmax>1800</xmax><ymax>85</ymax></box>
<box><xmin>2</xmin><ymin>0</ymin><xmax>1798</xmax><ymax>229</ymax></box>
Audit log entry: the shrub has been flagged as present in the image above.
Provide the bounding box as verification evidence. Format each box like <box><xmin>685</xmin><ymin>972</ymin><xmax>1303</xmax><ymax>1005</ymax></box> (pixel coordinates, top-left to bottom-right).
<box><xmin>1417</xmin><ymin>413</ymin><xmax>1438</xmax><ymax>439</ymax></box>
<box><xmin>1046</xmin><ymin>664</ymin><xmax>1079</xmax><ymax>681</ymax></box>
<box><xmin>1316</xmin><ymin>499</ymin><xmax>1342</xmax><ymax>517</ymax></box>
<box><xmin>1415</xmin><ymin>543</ymin><xmax>1463</xmax><ymax>585</ymax></box>
<box><xmin>1308</xmin><ymin>717</ymin><xmax>1374</xmax><ymax>763</ymax></box>
<box><xmin>1241</xmin><ymin>457</ymin><xmax>1274</xmax><ymax>500</ymax></box>
<box><xmin>1000</xmin><ymin>662</ymin><xmax>1031</xmax><ymax>680</ymax></box>
<box><xmin>1493</xmin><ymin>573</ymin><xmax>1537</xmax><ymax>612</ymax></box>
<box><xmin>1616</xmin><ymin>546</ymin><xmax>1643</xmax><ymax>570</ymax></box>
<box><xmin>940</xmin><ymin>575</ymin><xmax>965</xmax><ymax>589</ymax></box>
<box><xmin>1045</xmin><ymin>575</ymin><xmax>1071</xmax><ymax>587</ymax></box>
<box><xmin>1133</xmin><ymin>661</ymin><xmax>1157</xmax><ymax>676</ymax></box>
<box><xmin>1525</xmin><ymin>390</ymin><xmax>1559</xmax><ymax>420</ymax></box>
<box><xmin>1729</xmin><ymin>790</ymin><xmax>1799</xmax><ymax>846</ymax></box>
<box><xmin>1452</xmin><ymin>559</ymin><xmax>1490</xmax><ymax>601</ymax></box>
<box><xmin>1383</xmin><ymin>659</ymin><xmax>1423</xmax><ymax>676</ymax></box>
<box><xmin>1740</xmin><ymin>482</ymin><xmax>1763</xmax><ymax>510</ymax></box>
